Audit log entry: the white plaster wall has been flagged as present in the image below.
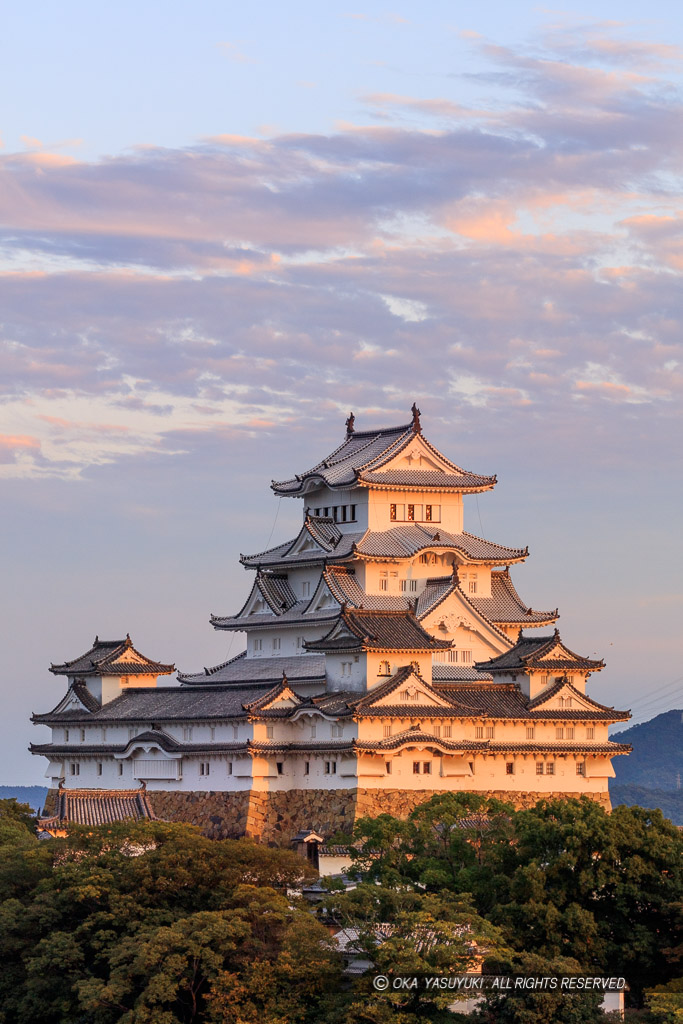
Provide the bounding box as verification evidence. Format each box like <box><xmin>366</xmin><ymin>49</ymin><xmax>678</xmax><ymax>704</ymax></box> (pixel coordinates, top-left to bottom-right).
<box><xmin>304</xmin><ymin>487</ymin><xmax>369</xmax><ymax>532</ymax></box>
<box><xmin>366</xmin><ymin>489</ymin><xmax>464</xmax><ymax>533</ymax></box>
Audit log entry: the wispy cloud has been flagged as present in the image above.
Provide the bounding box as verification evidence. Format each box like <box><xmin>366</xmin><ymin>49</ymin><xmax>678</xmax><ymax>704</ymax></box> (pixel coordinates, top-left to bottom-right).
<box><xmin>1</xmin><ymin>22</ymin><xmax>681</xmax><ymax>480</ymax></box>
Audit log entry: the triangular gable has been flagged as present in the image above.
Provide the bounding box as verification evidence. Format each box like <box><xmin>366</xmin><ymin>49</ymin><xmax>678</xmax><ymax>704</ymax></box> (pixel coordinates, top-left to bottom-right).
<box><xmin>306</xmin><ymin>573</ymin><xmax>343</xmax><ymax>615</ymax></box>
<box><xmin>354</xmin><ymin>666</ymin><xmax>455</xmax><ymax>710</ymax></box>
<box><xmin>235</xmin><ymin>578</ymin><xmax>276</xmax><ymax>619</ymax></box>
<box><xmin>378</xmin><ymin>435</ymin><xmax>445</xmax><ymax>474</ymax></box>
<box><xmin>421</xmin><ymin>588</ymin><xmax>512</xmax><ymax>653</ymax></box>
<box><xmin>284</xmin><ymin>521</ymin><xmax>333</xmax><ymax>559</ymax></box>
<box><xmin>50</xmin><ymin>684</ymin><xmax>98</xmax><ymax>716</ymax></box>
<box><xmin>243</xmin><ymin>677</ymin><xmax>305</xmax><ymax>713</ymax></box>
<box><xmin>529</xmin><ymin>680</ymin><xmax>621</xmax><ymax>714</ymax></box>
<box><xmin>534</xmin><ymin>642</ymin><xmax>587</xmax><ymax>665</ymax></box>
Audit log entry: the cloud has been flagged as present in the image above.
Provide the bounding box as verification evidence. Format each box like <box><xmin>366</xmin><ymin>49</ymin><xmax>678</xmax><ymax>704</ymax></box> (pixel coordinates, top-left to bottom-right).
<box><xmin>0</xmin><ymin>22</ymin><xmax>681</xmax><ymax>480</ymax></box>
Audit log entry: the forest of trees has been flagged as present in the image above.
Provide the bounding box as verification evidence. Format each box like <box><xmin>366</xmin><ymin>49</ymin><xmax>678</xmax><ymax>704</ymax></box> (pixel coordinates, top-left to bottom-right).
<box><xmin>0</xmin><ymin>794</ymin><xmax>681</xmax><ymax>1024</ymax></box>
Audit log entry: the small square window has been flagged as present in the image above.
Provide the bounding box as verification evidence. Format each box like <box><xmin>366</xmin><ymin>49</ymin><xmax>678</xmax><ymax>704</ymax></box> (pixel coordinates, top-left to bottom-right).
<box><xmin>443</xmin><ymin>725</ymin><xmax>452</xmax><ymax>738</ymax></box>
<box><xmin>422</xmin><ymin>762</ymin><xmax>431</xmax><ymax>774</ymax></box>
<box><xmin>536</xmin><ymin>762</ymin><xmax>544</xmax><ymax>775</ymax></box>
<box><xmin>475</xmin><ymin>726</ymin><xmax>484</xmax><ymax>739</ymax></box>
<box><xmin>485</xmin><ymin>726</ymin><xmax>494</xmax><ymax>739</ymax></box>
<box><xmin>266</xmin><ymin>725</ymin><xmax>274</xmax><ymax>739</ymax></box>
<box><xmin>546</xmin><ymin>763</ymin><xmax>555</xmax><ymax>775</ymax></box>
<box><xmin>276</xmin><ymin>762</ymin><xmax>284</xmax><ymax>775</ymax></box>
<box><xmin>413</xmin><ymin>761</ymin><xmax>421</xmax><ymax>774</ymax></box>
<box><xmin>433</xmin><ymin>725</ymin><xmax>441</xmax><ymax>737</ymax></box>
<box><xmin>566</xmin><ymin>727</ymin><xmax>575</xmax><ymax>740</ymax></box>
<box><xmin>506</xmin><ymin>762</ymin><xmax>514</xmax><ymax>775</ymax></box>
<box><xmin>69</xmin><ymin>762</ymin><xmax>79</xmax><ymax>776</ymax></box>
<box><xmin>586</xmin><ymin>727</ymin><xmax>595</xmax><ymax>740</ymax></box>
<box><xmin>272</xmin><ymin>637</ymin><xmax>281</xmax><ymax>651</ymax></box>
<box><xmin>576</xmin><ymin>762</ymin><xmax>585</xmax><ymax>776</ymax></box>
<box><xmin>556</xmin><ymin>728</ymin><xmax>564</xmax><ymax>740</ymax></box>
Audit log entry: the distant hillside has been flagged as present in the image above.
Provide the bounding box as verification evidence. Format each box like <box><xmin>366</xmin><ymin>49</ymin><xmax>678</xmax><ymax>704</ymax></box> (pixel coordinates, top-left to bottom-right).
<box><xmin>611</xmin><ymin>710</ymin><xmax>683</xmax><ymax>790</ymax></box>
<box><xmin>610</xmin><ymin>785</ymin><xmax>683</xmax><ymax>826</ymax></box>
<box><xmin>0</xmin><ymin>786</ymin><xmax>48</xmax><ymax>814</ymax></box>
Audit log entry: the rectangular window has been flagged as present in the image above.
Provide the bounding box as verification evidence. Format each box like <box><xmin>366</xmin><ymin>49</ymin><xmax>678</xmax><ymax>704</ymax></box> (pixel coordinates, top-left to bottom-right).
<box><xmin>586</xmin><ymin>727</ymin><xmax>595</xmax><ymax>740</ymax></box>
<box><xmin>390</xmin><ymin>504</ymin><xmax>397</xmax><ymax>520</ymax></box>
<box><xmin>272</xmin><ymin>637</ymin><xmax>281</xmax><ymax>651</ymax></box>
<box><xmin>383</xmin><ymin>724</ymin><xmax>391</xmax><ymax>738</ymax></box>
<box><xmin>420</xmin><ymin>553</ymin><xmax>429</xmax><ymax>564</ymax></box>
<box><xmin>210</xmin><ymin>726</ymin><xmax>216</xmax><ymax>741</ymax></box>
<box><xmin>331</xmin><ymin>724</ymin><xmax>343</xmax><ymax>737</ymax></box>
<box><xmin>475</xmin><ymin>726</ymin><xmax>484</xmax><ymax>739</ymax></box>
<box><xmin>413</xmin><ymin>761</ymin><xmax>421</xmax><ymax>774</ymax></box>
<box><xmin>425</xmin><ymin>504</ymin><xmax>432</xmax><ymax>521</ymax></box>
<box><xmin>276</xmin><ymin>762</ymin><xmax>284</xmax><ymax>775</ymax></box>
<box><xmin>101</xmin><ymin>727</ymin><xmax>107</xmax><ymax>741</ymax></box>
<box><xmin>556</xmin><ymin>728</ymin><xmax>564</xmax><ymax>740</ymax></box>
<box><xmin>200</xmin><ymin>762</ymin><xmax>210</xmax><ymax>776</ymax></box>
<box><xmin>128</xmin><ymin>727</ymin><xmax>137</xmax><ymax>740</ymax></box>
<box><xmin>324</xmin><ymin>761</ymin><xmax>336</xmax><ymax>775</ymax></box>
<box><xmin>266</xmin><ymin>725</ymin><xmax>274</xmax><ymax>738</ymax></box>
<box><xmin>385</xmin><ymin>761</ymin><xmax>392</xmax><ymax>774</ymax></box>
<box><xmin>407</xmin><ymin>504</ymin><xmax>415</xmax><ymax>521</ymax></box>
<box><xmin>576</xmin><ymin>762</ymin><xmax>585</xmax><ymax>776</ymax></box>
<box><xmin>350</xmin><ymin>505</ymin><xmax>356</xmax><ymax>522</ymax></box>
<box><xmin>379</xmin><ymin>575</ymin><xmax>388</xmax><ymax>591</ymax></box>
<box><xmin>566</xmin><ymin>727</ymin><xmax>575</xmax><ymax>740</ymax></box>
<box><xmin>461</xmin><ymin>651</ymin><xmax>472</xmax><ymax>663</ymax></box>
<box><xmin>485</xmin><ymin>726</ymin><xmax>495</xmax><ymax>739</ymax></box>
<box><xmin>443</xmin><ymin>725</ymin><xmax>452</xmax><ymax>738</ymax></box>
<box><xmin>254</xmin><ymin>638</ymin><xmax>263</xmax><ymax>651</ymax></box>
<box><xmin>433</xmin><ymin>725</ymin><xmax>441</xmax><ymax>737</ymax></box>
<box><xmin>233</xmin><ymin>725</ymin><xmax>239</xmax><ymax>739</ymax></box>
<box><xmin>469</xmin><ymin>580</ymin><xmax>477</xmax><ymax>594</ymax></box>
<box><xmin>536</xmin><ymin>762</ymin><xmax>544</xmax><ymax>775</ymax></box>
<box><xmin>80</xmin><ymin>728</ymin><xmax>86</xmax><ymax>742</ymax></box>
<box><xmin>409</xmin><ymin>580</ymin><xmax>417</xmax><ymax>592</ymax></box>
<box><xmin>541</xmin><ymin>675</ymin><xmax>549</xmax><ymax>686</ymax></box>
<box><xmin>118</xmin><ymin>763</ymin><xmax>123</xmax><ymax>776</ymax></box>
<box><xmin>546</xmin><ymin>763</ymin><xmax>555</xmax><ymax>775</ymax></box>
<box><xmin>526</xmin><ymin>726</ymin><xmax>535</xmax><ymax>740</ymax></box>
<box><xmin>227</xmin><ymin>762</ymin><xmax>233</xmax><ymax>775</ymax></box>
<box><xmin>304</xmin><ymin>761</ymin><xmax>310</xmax><ymax>775</ymax></box>
<box><xmin>69</xmin><ymin>761</ymin><xmax>80</xmax><ymax>776</ymax></box>
<box><xmin>97</xmin><ymin>762</ymin><xmax>102</xmax><ymax>776</ymax></box>
<box><xmin>65</xmin><ymin>729</ymin><xmax>70</xmax><ymax>742</ymax></box>
<box><xmin>302</xmin><ymin>581</ymin><xmax>311</xmax><ymax>597</ymax></box>
<box><xmin>506</xmin><ymin>762</ymin><xmax>514</xmax><ymax>775</ymax></box>
<box><xmin>296</xmin><ymin>636</ymin><xmax>305</xmax><ymax>649</ymax></box>
<box><xmin>183</xmin><ymin>727</ymin><xmax>193</xmax><ymax>741</ymax></box>
<box><xmin>422</xmin><ymin>761</ymin><xmax>431</xmax><ymax>774</ymax></box>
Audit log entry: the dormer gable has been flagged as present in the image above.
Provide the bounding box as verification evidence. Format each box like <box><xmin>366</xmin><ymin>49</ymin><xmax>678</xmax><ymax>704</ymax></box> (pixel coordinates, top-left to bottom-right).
<box><xmin>48</xmin><ymin>682</ymin><xmax>101</xmax><ymax>717</ymax></box>
<box><xmin>306</xmin><ymin>574</ymin><xmax>343</xmax><ymax>615</ymax></box>
<box><xmin>243</xmin><ymin>675</ymin><xmax>305</xmax><ymax>715</ymax></box>
<box><xmin>528</xmin><ymin>680</ymin><xmax>628</xmax><ymax>720</ymax></box>
<box><xmin>375</xmin><ymin>434</ymin><xmax>449</xmax><ymax>475</ymax></box>
<box><xmin>352</xmin><ymin>665</ymin><xmax>455</xmax><ymax>712</ymax></box>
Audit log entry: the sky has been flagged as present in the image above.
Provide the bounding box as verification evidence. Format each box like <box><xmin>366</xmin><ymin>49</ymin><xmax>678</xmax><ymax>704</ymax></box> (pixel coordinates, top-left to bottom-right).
<box><xmin>2</xmin><ymin>1</ymin><xmax>682</xmax><ymax>784</ymax></box>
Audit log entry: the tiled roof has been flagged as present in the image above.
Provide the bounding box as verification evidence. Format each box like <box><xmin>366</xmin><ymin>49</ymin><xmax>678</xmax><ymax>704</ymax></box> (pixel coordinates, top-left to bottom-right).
<box><xmin>468</xmin><ymin>570</ymin><xmax>558</xmax><ymax>625</ymax></box>
<box><xmin>50</xmin><ymin>635</ymin><xmax>174</xmax><ymax>678</ymax></box>
<box><xmin>305</xmin><ymin>609</ymin><xmax>452</xmax><ymax>653</ymax></box>
<box><xmin>354</xmin><ymin>526</ymin><xmax>527</xmax><ymax>564</ymax></box>
<box><xmin>360</xmin><ymin>469</ymin><xmax>493</xmax><ymax>490</ymax></box>
<box><xmin>211</xmin><ymin>600</ymin><xmax>339</xmax><ymax>632</ymax></box>
<box><xmin>241</xmin><ymin>530</ymin><xmax>362</xmax><ymax>568</ymax></box>
<box><xmin>178</xmin><ymin>652</ymin><xmax>327</xmax><ymax>686</ymax></box>
<box><xmin>431</xmin><ymin>683</ymin><xmax>534</xmax><ymax>717</ymax></box>
<box><xmin>356</xmin><ymin>726</ymin><xmax>478</xmax><ymax>752</ymax></box>
<box><xmin>243</xmin><ymin>676</ymin><xmax>304</xmax><ymax>713</ymax></box>
<box><xmin>40</xmin><ymin>787</ymin><xmax>156</xmax><ymax>827</ymax></box>
<box><xmin>477</xmin><ymin>631</ymin><xmax>604</xmax><ymax>673</ymax></box>
<box><xmin>527</xmin><ymin>680</ymin><xmax>627</xmax><ymax>717</ymax></box>
<box><xmin>323</xmin><ymin>565</ymin><xmax>408</xmax><ymax>611</ymax></box>
<box><xmin>271</xmin><ymin>418</ymin><xmax>495</xmax><ymax>496</ymax></box>
<box><xmin>34</xmin><ymin>686</ymin><xmax>270</xmax><ymax>724</ymax></box>
<box><xmin>416</xmin><ymin>575</ymin><xmax>455</xmax><ymax>617</ymax></box>
<box><xmin>431</xmin><ymin>664</ymin><xmax>494</xmax><ymax>682</ymax></box>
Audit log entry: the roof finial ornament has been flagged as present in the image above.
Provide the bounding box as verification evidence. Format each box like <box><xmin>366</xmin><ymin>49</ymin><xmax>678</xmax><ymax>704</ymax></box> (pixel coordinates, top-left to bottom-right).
<box><xmin>345</xmin><ymin>411</ymin><xmax>355</xmax><ymax>435</ymax></box>
<box><xmin>411</xmin><ymin>402</ymin><xmax>422</xmax><ymax>434</ymax></box>
<box><xmin>282</xmin><ymin>670</ymin><xmax>288</xmax><ymax>685</ymax></box>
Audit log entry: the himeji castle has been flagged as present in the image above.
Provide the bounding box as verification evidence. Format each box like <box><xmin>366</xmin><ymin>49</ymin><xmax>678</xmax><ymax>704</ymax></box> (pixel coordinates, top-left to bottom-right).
<box><xmin>31</xmin><ymin>406</ymin><xmax>631</xmax><ymax>840</ymax></box>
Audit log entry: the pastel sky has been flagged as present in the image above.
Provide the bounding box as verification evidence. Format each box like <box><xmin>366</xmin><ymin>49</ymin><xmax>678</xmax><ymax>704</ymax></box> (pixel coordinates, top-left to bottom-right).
<box><xmin>3</xmin><ymin>1</ymin><xmax>682</xmax><ymax>784</ymax></box>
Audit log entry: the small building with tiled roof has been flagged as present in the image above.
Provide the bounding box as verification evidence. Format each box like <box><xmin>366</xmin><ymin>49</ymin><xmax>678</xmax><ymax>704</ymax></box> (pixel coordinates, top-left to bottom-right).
<box><xmin>30</xmin><ymin>407</ymin><xmax>630</xmax><ymax>840</ymax></box>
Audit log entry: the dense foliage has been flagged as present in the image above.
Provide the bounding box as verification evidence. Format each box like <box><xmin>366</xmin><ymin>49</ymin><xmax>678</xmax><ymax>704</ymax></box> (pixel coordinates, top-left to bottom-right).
<box><xmin>0</xmin><ymin>793</ymin><xmax>681</xmax><ymax>1023</ymax></box>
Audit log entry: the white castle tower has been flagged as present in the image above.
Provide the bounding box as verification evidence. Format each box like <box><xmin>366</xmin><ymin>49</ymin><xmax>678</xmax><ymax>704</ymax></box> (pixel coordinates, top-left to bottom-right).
<box><xmin>31</xmin><ymin>407</ymin><xmax>630</xmax><ymax>839</ymax></box>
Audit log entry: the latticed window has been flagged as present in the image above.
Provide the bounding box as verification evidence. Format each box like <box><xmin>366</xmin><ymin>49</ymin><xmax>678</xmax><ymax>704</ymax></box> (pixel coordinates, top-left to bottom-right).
<box><xmin>383</xmin><ymin>725</ymin><xmax>391</xmax><ymax>738</ymax></box>
<box><xmin>506</xmin><ymin>763</ymin><xmax>514</xmax><ymax>775</ymax></box>
<box><xmin>556</xmin><ymin>728</ymin><xmax>564</xmax><ymax>739</ymax></box>
<box><xmin>576</xmin><ymin>762</ymin><xmax>585</xmax><ymax>776</ymax></box>
<box><xmin>379</xmin><ymin>660</ymin><xmax>391</xmax><ymax>676</ymax></box>
<box><xmin>526</xmin><ymin>726</ymin><xmax>535</xmax><ymax>739</ymax></box>
<box><xmin>485</xmin><ymin>726</ymin><xmax>495</xmax><ymax>739</ymax></box>
<box><xmin>546</xmin><ymin>763</ymin><xmax>555</xmax><ymax>775</ymax></box>
<box><xmin>586</xmin><ymin>727</ymin><xmax>595</xmax><ymax>739</ymax></box>
<box><xmin>475</xmin><ymin>726</ymin><xmax>484</xmax><ymax>739</ymax></box>
<box><xmin>566</xmin><ymin>727</ymin><xmax>575</xmax><ymax>739</ymax></box>
<box><xmin>536</xmin><ymin>762</ymin><xmax>544</xmax><ymax>775</ymax></box>
<box><xmin>443</xmin><ymin>725</ymin><xmax>452</xmax><ymax>738</ymax></box>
